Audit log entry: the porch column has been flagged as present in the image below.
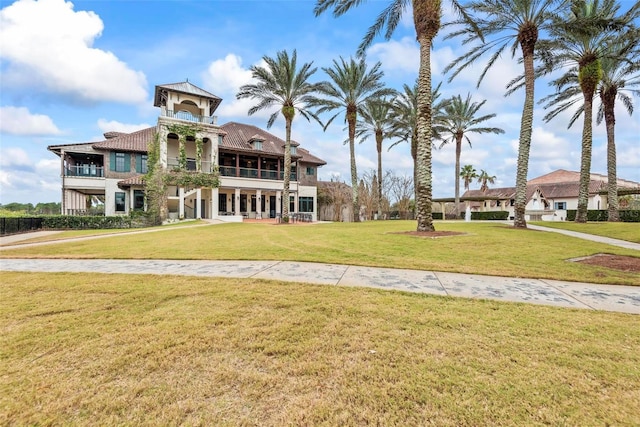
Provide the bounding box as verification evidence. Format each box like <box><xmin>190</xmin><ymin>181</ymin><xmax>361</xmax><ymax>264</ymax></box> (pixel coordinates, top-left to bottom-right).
<box><xmin>234</xmin><ymin>188</ymin><xmax>241</xmax><ymax>214</ymax></box>
<box><xmin>212</xmin><ymin>188</ymin><xmax>219</xmax><ymax>219</ymax></box>
<box><xmin>256</xmin><ymin>189</ymin><xmax>262</xmax><ymax>219</ymax></box>
<box><xmin>276</xmin><ymin>190</ymin><xmax>282</xmax><ymax>216</ymax></box>
<box><xmin>293</xmin><ymin>192</ymin><xmax>299</xmax><ymax>214</ymax></box>
<box><xmin>179</xmin><ymin>187</ymin><xmax>185</xmax><ymax>219</ymax></box>
<box><xmin>440</xmin><ymin>202</ymin><xmax>446</xmax><ymax>219</ymax></box>
<box><xmin>196</xmin><ymin>188</ymin><xmax>202</xmax><ymax>219</ymax></box>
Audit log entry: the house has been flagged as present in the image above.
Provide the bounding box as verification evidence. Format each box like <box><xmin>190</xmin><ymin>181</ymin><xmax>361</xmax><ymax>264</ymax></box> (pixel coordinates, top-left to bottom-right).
<box><xmin>458</xmin><ymin>169</ymin><xmax>640</xmax><ymax>221</ymax></box>
<box><xmin>47</xmin><ymin>81</ymin><xmax>327</xmax><ymax>221</ymax></box>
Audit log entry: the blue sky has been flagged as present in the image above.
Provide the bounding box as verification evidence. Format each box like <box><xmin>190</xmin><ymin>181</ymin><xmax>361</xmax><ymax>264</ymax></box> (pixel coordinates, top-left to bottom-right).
<box><xmin>1</xmin><ymin>0</ymin><xmax>639</xmax><ymax>205</ymax></box>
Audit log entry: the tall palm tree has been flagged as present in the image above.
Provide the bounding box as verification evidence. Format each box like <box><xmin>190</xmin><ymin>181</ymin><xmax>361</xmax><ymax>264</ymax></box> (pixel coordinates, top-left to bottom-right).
<box><xmin>311</xmin><ymin>56</ymin><xmax>395</xmax><ymax>222</ymax></box>
<box><xmin>444</xmin><ymin>0</ymin><xmax>569</xmax><ymax>228</ymax></box>
<box><xmin>598</xmin><ymin>40</ymin><xmax>640</xmax><ymax>221</ymax></box>
<box><xmin>388</xmin><ymin>81</ymin><xmax>448</xmax><ymax>202</ymax></box>
<box><xmin>236</xmin><ymin>49</ymin><xmax>320</xmax><ymax>222</ymax></box>
<box><xmin>540</xmin><ymin>38</ymin><xmax>640</xmax><ymax>222</ymax></box>
<box><xmin>477</xmin><ymin>169</ymin><xmax>497</xmax><ymax>192</ymax></box>
<box><xmin>314</xmin><ymin>0</ymin><xmax>479</xmax><ymax>232</ymax></box>
<box><xmin>460</xmin><ymin>164</ymin><xmax>478</xmax><ymax>213</ymax></box>
<box><xmin>541</xmin><ymin>0</ymin><xmax>639</xmax><ymax>222</ymax></box>
<box><xmin>435</xmin><ymin>93</ymin><xmax>504</xmax><ymax>216</ymax></box>
<box><xmin>354</xmin><ymin>97</ymin><xmax>395</xmax><ymax>218</ymax></box>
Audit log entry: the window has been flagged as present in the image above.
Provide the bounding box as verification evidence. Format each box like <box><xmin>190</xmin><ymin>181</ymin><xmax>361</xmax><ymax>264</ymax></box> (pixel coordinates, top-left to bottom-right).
<box><xmin>218</xmin><ymin>135</ymin><xmax>224</xmax><ymax>145</ymax></box>
<box><xmin>115</xmin><ymin>192</ymin><xmax>126</xmax><ymax>212</ymax></box>
<box><xmin>554</xmin><ymin>202</ymin><xmax>567</xmax><ymax>210</ymax></box>
<box><xmin>290</xmin><ymin>146</ymin><xmax>297</xmax><ymax>155</ymax></box>
<box><xmin>134</xmin><ymin>190</ymin><xmax>145</xmax><ymax>210</ymax></box>
<box><xmin>290</xmin><ymin>196</ymin><xmax>295</xmax><ymax>213</ymax></box>
<box><xmin>110</xmin><ymin>152</ymin><xmax>131</xmax><ymax>172</ymax></box>
<box><xmin>306</xmin><ymin>167</ymin><xmax>315</xmax><ymax>175</ymax></box>
<box><xmin>253</xmin><ymin>141</ymin><xmax>263</xmax><ymax>150</ymax></box>
<box><xmin>299</xmin><ymin>197</ymin><xmax>314</xmax><ymax>213</ymax></box>
<box><xmin>136</xmin><ymin>154</ymin><xmax>148</xmax><ymax>173</ymax></box>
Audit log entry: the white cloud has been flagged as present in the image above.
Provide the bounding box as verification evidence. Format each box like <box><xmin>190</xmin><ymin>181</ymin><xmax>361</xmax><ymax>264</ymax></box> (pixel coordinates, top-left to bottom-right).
<box><xmin>367</xmin><ymin>36</ymin><xmax>419</xmax><ymax>75</ymax></box>
<box><xmin>97</xmin><ymin>119</ymin><xmax>152</xmax><ymax>134</ymax></box>
<box><xmin>201</xmin><ymin>53</ymin><xmax>272</xmax><ymax>120</ymax></box>
<box><xmin>0</xmin><ymin>106</ymin><xmax>61</xmax><ymax>135</ymax></box>
<box><xmin>0</xmin><ymin>147</ymin><xmax>60</xmax><ymax>203</ymax></box>
<box><xmin>0</xmin><ymin>147</ymin><xmax>31</xmax><ymax>168</ymax></box>
<box><xmin>0</xmin><ymin>0</ymin><xmax>147</xmax><ymax>104</ymax></box>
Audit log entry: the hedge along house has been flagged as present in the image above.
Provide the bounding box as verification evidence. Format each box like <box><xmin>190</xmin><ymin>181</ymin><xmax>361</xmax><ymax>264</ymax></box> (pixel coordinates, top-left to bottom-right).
<box><xmin>48</xmin><ymin>81</ymin><xmax>327</xmax><ymax>221</ymax></box>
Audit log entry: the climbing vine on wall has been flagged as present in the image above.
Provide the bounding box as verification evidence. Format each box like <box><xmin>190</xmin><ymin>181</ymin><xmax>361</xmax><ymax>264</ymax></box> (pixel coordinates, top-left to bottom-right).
<box><xmin>144</xmin><ymin>132</ymin><xmax>168</xmax><ymax>225</ymax></box>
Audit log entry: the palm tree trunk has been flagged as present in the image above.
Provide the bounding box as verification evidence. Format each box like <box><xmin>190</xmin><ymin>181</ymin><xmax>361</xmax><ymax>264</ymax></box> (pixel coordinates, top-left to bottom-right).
<box><xmin>602</xmin><ymin>91</ymin><xmax>619</xmax><ymax>222</ymax></box>
<box><xmin>411</xmin><ymin>133</ymin><xmax>417</xmax><ymax>204</ymax></box>
<box><xmin>454</xmin><ymin>135</ymin><xmax>462</xmax><ymax>218</ymax></box>
<box><xmin>514</xmin><ymin>37</ymin><xmax>536</xmax><ymax>229</ymax></box>
<box><xmin>283</xmin><ymin>117</ymin><xmax>292</xmax><ymax>221</ymax></box>
<box><xmin>575</xmin><ymin>95</ymin><xmax>594</xmax><ymax>223</ymax></box>
<box><xmin>348</xmin><ymin>108</ymin><xmax>359</xmax><ymax>222</ymax></box>
<box><xmin>376</xmin><ymin>130</ymin><xmax>383</xmax><ymax>218</ymax></box>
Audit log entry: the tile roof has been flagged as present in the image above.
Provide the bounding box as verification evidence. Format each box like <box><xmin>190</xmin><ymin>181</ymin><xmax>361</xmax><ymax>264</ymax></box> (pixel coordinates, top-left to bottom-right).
<box><xmin>155</xmin><ymin>81</ymin><xmax>221</xmax><ymax>100</ymax></box>
<box><xmin>92</xmin><ymin>127</ymin><xmax>155</xmax><ymax>153</ymax></box>
<box><xmin>220</xmin><ymin>122</ymin><xmax>326</xmax><ymax>165</ymax></box>
<box><xmin>118</xmin><ymin>175</ymin><xmax>145</xmax><ymax>188</ymax></box>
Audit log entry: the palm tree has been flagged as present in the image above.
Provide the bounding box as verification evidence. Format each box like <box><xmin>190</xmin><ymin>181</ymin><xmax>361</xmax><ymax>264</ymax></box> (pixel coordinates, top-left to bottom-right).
<box><xmin>236</xmin><ymin>49</ymin><xmax>320</xmax><ymax>222</ymax></box>
<box><xmin>354</xmin><ymin>97</ymin><xmax>395</xmax><ymax>218</ymax></box>
<box><xmin>540</xmin><ymin>0</ymin><xmax>639</xmax><ymax>222</ymax></box>
<box><xmin>540</xmin><ymin>38</ymin><xmax>640</xmax><ymax>222</ymax></box>
<box><xmin>444</xmin><ymin>0</ymin><xmax>569</xmax><ymax>228</ymax></box>
<box><xmin>460</xmin><ymin>164</ymin><xmax>478</xmax><ymax>193</ymax></box>
<box><xmin>388</xmin><ymin>81</ymin><xmax>448</xmax><ymax>202</ymax></box>
<box><xmin>435</xmin><ymin>93</ymin><xmax>504</xmax><ymax>216</ymax></box>
<box><xmin>314</xmin><ymin>0</ymin><xmax>479</xmax><ymax>232</ymax></box>
<box><xmin>598</xmin><ymin>41</ymin><xmax>640</xmax><ymax>221</ymax></box>
<box><xmin>311</xmin><ymin>56</ymin><xmax>395</xmax><ymax>222</ymax></box>
<box><xmin>477</xmin><ymin>169</ymin><xmax>497</xmax><ymax>192</ymax></box>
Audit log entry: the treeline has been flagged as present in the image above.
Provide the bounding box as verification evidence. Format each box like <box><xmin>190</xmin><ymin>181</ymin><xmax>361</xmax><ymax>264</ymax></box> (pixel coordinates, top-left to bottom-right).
<box><xmin>0</xmin><ymin>202</ymin><xmax>61</xmax><ymax>215</ymax></box>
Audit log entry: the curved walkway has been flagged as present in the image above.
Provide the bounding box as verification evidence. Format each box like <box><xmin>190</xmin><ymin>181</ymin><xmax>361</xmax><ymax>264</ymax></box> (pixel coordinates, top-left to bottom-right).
<box><xmin>1</xmin><ymin>222</ymin><xmax>638</xmax><ymax>314</ymax></box>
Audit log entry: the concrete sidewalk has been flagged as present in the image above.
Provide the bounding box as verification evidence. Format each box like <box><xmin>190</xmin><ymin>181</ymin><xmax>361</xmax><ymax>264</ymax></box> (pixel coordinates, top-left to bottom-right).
<box><xmin>2</xmin><ymin>258</ymin><xmax>638</xmax><ymax>314</ymax></box>
<box><xmin>525</xmin><ymin>223</ymin><xmax>640</xmax><ymax>251</ymax></box>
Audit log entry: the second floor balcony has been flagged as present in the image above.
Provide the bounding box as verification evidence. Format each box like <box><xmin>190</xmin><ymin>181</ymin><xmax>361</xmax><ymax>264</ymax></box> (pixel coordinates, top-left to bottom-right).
<box><xmin>65</xmin><ymin>164</ymin><xmax>104</xmax><ymax>177</ymax></box>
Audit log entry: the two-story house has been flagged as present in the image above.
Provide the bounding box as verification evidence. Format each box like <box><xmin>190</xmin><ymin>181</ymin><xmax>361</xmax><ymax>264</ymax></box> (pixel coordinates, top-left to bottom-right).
<box><xmin>48</xmin><ymin>81</ymin><xmax>326</xmax><ymax>221</ymax></box>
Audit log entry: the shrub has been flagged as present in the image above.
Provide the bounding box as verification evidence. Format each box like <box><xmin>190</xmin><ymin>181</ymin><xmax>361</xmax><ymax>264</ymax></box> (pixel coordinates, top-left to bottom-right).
<box><xmin>566</xmin><ymin>210</ymin><xmax>640</xmax><ymax>222</ymax></box>
<box><xmin>42</xmin><ymin>215</ymin><xmax>135</xmax><ymax>230</ymax></box>
<box><xmin>471</xmin><ymin>211</ymin><xmax>509</xmax><ymax>220</ymax></box>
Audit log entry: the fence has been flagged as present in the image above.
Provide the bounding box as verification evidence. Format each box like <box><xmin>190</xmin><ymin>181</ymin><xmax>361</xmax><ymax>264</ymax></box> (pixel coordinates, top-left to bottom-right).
<box><xmin>0</xmin><ymin>217</ymin><xmax>44</xmax><ymax>236</ymax></box>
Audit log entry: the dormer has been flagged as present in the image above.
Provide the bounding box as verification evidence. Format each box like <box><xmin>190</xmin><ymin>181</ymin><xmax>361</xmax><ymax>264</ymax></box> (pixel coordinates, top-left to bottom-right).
<box><xmin>249</xmin><ymin>134</ymin><xmax>264</xmax><ymax>151</ymax></box>
<box><xmin>285</xmin><ymin>140</ymin><xmax>300</xmax><ymax>156</ymax></box>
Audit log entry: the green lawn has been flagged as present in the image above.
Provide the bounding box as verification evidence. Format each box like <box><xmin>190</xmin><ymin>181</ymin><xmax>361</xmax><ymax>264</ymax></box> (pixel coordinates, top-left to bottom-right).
<box><xmin>2</xmin><ymin>221</ymin><xmax>639</xmax><ymax>285</ymax></box>
<box><xmin>531</xmin><ymin>220</ymin><xmax>640</xmax><ymax>243</ymax></box>
<box><xmin>2</xmin><ymin>272</ymin><xmax>639</xmax><ymax>426</ymax></box>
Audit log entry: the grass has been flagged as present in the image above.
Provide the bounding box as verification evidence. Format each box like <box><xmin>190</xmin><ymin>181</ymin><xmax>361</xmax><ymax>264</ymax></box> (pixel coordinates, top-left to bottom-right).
<box><xmin>1</xmin><ymin>271</ymin><xmax>639</xmax><ymax>426</ymax></box>
<box><xmin>531</xmin><ymin>220</ymin><xmax>640</xmax><ymax>243</ymax></box>
<box><xmin>2</xmin><ymin>221</ymin><xmax>639</xmax><ymax>285</ymax></box>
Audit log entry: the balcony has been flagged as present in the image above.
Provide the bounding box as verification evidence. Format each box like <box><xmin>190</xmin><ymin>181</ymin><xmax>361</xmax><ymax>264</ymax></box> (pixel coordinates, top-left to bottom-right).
<box><xmin>65</xmin><ymin>164</ymin><xmax>104</xmax><ymax>177</ymax></box>
<box><xmin>219</xmin><ymin>166</ymin><xmax>296</xmax><ymax>181</ymax></box>
<box><xmin>162</xmin><ymin>109</ymin><xmax>217</xmax><ymax>125</ymax></box>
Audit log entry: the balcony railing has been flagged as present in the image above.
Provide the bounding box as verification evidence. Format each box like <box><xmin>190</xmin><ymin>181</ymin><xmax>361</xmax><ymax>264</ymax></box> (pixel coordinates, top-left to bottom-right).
<box><xmin>219</xmin><ymin>166</ymin><xmax>296</xmax><ymax>181</ymax></box>
<box><xmin>65</xmin><ymin>165</ymin><xmax>104</xmax><ymax>177</ymax></box>
<box><xmin>167</xmin><ymin>160</ymin><xmax>215</xmax><ymax>173</ymax></box>
<box><xmin>163</xmin><ymin>110</ymin><xmax>217</xmax><ymax>125</ymax></box>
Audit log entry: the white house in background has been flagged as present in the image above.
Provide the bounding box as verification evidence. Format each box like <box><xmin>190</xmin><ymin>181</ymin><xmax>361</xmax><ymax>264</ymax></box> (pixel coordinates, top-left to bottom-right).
<box><xmin>460</xmin><ymin>169</ymin><xmax>640</xmax><ymax>221</ymax></box>
<box><xmin>48</xmin><ymin>81</ymin><xmax>326</xmax><ymax>221</ymax></box>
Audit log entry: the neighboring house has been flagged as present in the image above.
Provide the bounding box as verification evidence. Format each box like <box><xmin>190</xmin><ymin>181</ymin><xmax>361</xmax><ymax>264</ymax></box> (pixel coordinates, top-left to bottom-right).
<box><xmin>458</xmin><ymin>169</ymin><xmax>640</xmax><ymax>221</ymax></box>
<box><xmin>48</xmin><ymin>81</ymin><xmax>326</xmax><ymax>221</ymax></box>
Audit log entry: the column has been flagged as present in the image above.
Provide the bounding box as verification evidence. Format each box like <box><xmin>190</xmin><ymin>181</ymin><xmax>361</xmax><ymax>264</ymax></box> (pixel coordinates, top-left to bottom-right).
<box><xmin>179</xmin><ymin>187</ymin><xmax>185</xmax><ymax>219</ymax></box>
<box><xmin>276</xmin><ymin>190</ymin><xmax>282</xmax><ymax>217</ymax></box>
<box><xmin>212</xmin><ymin>188</ymin><xmax>219</xmax><ymax>219</ymax></box>
<box><xmin>196</xmin><ymin>188</ymin><xmax>202</xmax><ymax>219</ymax></box>
<box><xmin>256</xmin><ymin>189</ymin><xmax>262</xmax><ymax>219</ymax></box>
<box><xmin>234</xmin><ymin>188</ymin><xmax>241</xmax><ymax>215</ymax></box>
